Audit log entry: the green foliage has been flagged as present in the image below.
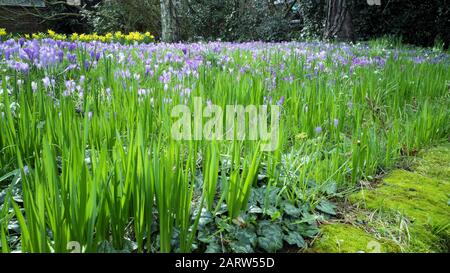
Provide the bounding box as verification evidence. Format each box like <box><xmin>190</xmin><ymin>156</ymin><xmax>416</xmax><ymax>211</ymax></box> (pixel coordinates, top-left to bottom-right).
<box><xmin>81</xmin><ymin>0</ymin><xmax>161</xmax><ymax>35</ymax></box>
<box><xmin>196</xmin><ymin>185</ymin><xmax>321</xmax><ymax>253</ymax></box>
<box><xmin>298</xmin><ymin>0</ymin><xmax>327</xmax><ymax>40</ymax></box>
<box><xmin>352</xmin><ymin>0</ymin><xmax>449</xmax><ymax>47</ymax></box>
<box><xmin>11</xmin><ymin>0</ymin><xmax>446</xmax><ymax>45</ymax></box>
<box><xmin>0</xmin><ymin>39</ymin><xmax>449</xmax><ymax>253</ymax></box>
<box><xmin>179</xmin><ymin>0</ymin><xmax>300</xmax><ymax>41</ymax></box>
<box><xmin>299</xmin><ymin>0</ymin><xmax>449</xmax><ymax>47</ymax></box>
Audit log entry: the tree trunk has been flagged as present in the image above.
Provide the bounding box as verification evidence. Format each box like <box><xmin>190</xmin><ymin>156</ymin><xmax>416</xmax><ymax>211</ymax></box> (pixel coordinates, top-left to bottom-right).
<box><xmin>160</xmin><ymin>0</ymin><xmax>179</xmax><ymax>42</ymax></box>
<box><xmin>324</xmin><ymin>0</ymin><xmax>354</xmax><ymax>42</ymax></box>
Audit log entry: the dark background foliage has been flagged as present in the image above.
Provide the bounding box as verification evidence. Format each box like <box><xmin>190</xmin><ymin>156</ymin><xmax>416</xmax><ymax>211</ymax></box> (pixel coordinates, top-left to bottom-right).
<box><xmin>351</xmin><ymin>0</ymin><xmax>449</xmax><ymax>47</ymax></box>
<box><xmin>81</xmin><ymin>0</ymin><xmax>161</xmax><ymax>36</ymax></box>
<box><xmin>2</xmin><ymin>0</ymin><xmax>448</xmax><ymax>47</ymax></box>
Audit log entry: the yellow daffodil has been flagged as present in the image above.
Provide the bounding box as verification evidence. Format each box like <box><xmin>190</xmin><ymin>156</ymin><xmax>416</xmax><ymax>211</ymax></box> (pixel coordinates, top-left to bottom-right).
<box><xmin>19</xmin><ymin>30</ymin><xmax>154</xmax><ymax>44</ymax></box>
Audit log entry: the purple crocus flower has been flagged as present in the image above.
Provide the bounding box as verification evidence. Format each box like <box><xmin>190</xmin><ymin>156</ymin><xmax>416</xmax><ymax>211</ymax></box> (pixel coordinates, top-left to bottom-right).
<box><xmin>31</xmin><ymin>81</ymin><xmax>38</xmax><ymax>93</ymax></box>
<box><xmin>18</xmin><ymin>38</ymin><xmax>25</xmax><ymax>47</ymax></box>
<box><xmin>145</xmin><ymin>64</ymin><xmax>153</xmax><ymax>76</ymax></box>
<box><xmin>277</xmin><ymin>96</ymin><xmax>285</xmax><ymax>106</ymax></box>
<box><xmin>67</xmin><ymin>53</ymin><xmax>77</xmax><ymax>63</ymax></box>
<box><xmin>159</xmin><ymin>70</ymin><xmax>171</xmax><ymax>84</ymax></box>
<box><xmin>19</xmin><ymin>50</ymin><xmax>30</xmax><ymax>62</ymax></box>
<box><xmin>63</xmin><ymin>80</ymin><xmax>76</xmax><ymax>96</ymax></box>
<box><xmin>4</xmin><ymin>49</ymin><xmax>11</xmax><ymax>60</ymax></box>
<box><xmin>104</xmin><ymin>87</ymin><xmax>112</xmax><ymax>100</ymax></box>
<box><xmin>68</xmin><ymin>43</ymin><xmax>77</xmax><ymax>51</ymax></box>
<box><xmin>42</xmin><ymin>77</ymin><xmax>51</xmax><ymax>88</ymax></box>
<box><xmin>333</xmin><ymin>118</ymin><xmax>339</xmax><ymax>128</ymax></box>
<box><xmin>57</xmin><ymin>50</ymin><xmax>64</xmax><ymax>62</ymax></box>
<box><xmin>138</xmin><ymin>89</ymin><xmax>148</xmax><ymax>97</ymax></box>
<box><xmin>23</xmin><ymin>47</ymin><xmax>36</xmax><ymax>60</ymax></box>
<box><xmin>19</xmin><ymin>62</ymin><xmax>29</xmax><ymax>74</ymax></box>
<box><xmin>315</xmin><ymin>126</ymin><xmax>322</xmax><ymax>134</ymax></box>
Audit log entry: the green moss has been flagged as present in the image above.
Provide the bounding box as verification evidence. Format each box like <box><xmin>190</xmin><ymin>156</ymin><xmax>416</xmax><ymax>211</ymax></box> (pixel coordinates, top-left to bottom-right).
<box><xmin>313</xmin><ymin>144</ymin><xmax>450</xmax><ymax>253</ymax></box>
<box><xmin>313</xmin><ymin>224</ymin><xmax>399</xmax><ymax>253</ymax></box>
<box><xmin>350</xmin><ymin>170</ymin><xmax>449</xmax><ymax>225</ymax></box>
<box><xmin>349</xmin><ymin>145</ymin><xmax>450</xmax><ymax>252</ymax></box>
<box><xmin>414</xmin><ymin>144</ymin><xmax>450</xmax><ymax>181</ymax></box>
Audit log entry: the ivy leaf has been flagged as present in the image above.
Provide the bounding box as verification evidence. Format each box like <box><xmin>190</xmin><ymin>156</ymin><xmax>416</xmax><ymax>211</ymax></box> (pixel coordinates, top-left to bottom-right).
<box><xmin>322</xmin><ymin>181</ymin><xmax>337</xmax><ymax>195</ymax></box>
<box><xmin>257</xmin><ymin>221</ymin><xmax>283</xmax><ymax>252</ymax></box>
<box><xmin>229</xmin><ymin>228</ymin><xmax>257</xmax><ymax>253</ymax></box>
<box><xmin>216</xmin><ymin>217</ymin><xmax>235</xmax><ymax>233</ymax></box>
<box><xmin>198</xmin><ymin>209</ymin><xmax>213</xmax><ymax>228</ymax></box>
<box><xmin>205</xmin><ymin>241</ymin><xmax>222</xmax><ymax>253</ymax></box>
<box><xmin>283</xmin><ymin>230</ymin><xmax>306</xmax><ymax>248</ymax></box>
<box><xmin>265</xmin><ymin>206</ymin><xmax>282</xmax><ymax>220</ymax></box>
<box><xmin>234</xmin><ymin>229</ymin><xmax>257</xmax><ymax>247</ymax></box>
<box><xmin>297</xmin><ymin>223</ymin><xmax>320</xmax><ymax>238</ymax></box>
<box><xmin>230</xmin><ymin>241</ymin><xmax>254</xmax><ymax>253</ymax></box>
<box><xmin>197</xmin><ymin>230</ymin><xmax>214</xmax><ymax>244</ymax></box>
<box><xmin>7</xmin><ymin>220</ymin><xmax>21</xmax><ymax>234</ymax></box>
<box><xmin>123</xmin><ymin>238</ymin><xmax>137</xmax><ymax>253</ymax></box>
<box><xmin>248</xmin><ymin>205</ymin><xmax>263</xmax><ymax>214</ymax></box>
<box><xmin>97</xmin><ymin>241</ymin><xmax>116</xmax><ymax>253</ymax></box>
<box><xmin>258</xmin><ymin>237</ymin><xmax>283</xmax><ymax>253</ymax></box>
<box><xmin>282</xmin><ymin>201</ymin><xmax>301</xmax><ymax>217</ymax></box>
<box><xmin>316</xmin><ymin>199</ymin><xmax>336</xmax><ymax>216</ymax></box>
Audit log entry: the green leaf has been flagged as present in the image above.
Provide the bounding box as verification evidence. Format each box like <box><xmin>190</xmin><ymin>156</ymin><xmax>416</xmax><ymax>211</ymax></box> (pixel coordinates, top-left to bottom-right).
<box><xmin>205</xmin><ymin>241</ymin><xmax>222</xmax><ymax>253</ymax></box>
<box><xmin>248</xmin><ymin>205</ymin><xmax>263</xmax><ymax>214</ymax></box>
<box><xmin>316</xmin><ymin>200</ymin><xmax>336</xmax><ymax>216</ymax></box>
<box><xmin>265</xmin><ymin>206</ymin><xmax>281</xmax><ymax>219</ymax></box>
<box><xmin>234</xmin><ymin>229</ymin><xmax>257</xmax><ymax>247</ymax></box>
<box><xmin>11</xmin><ymin>201</ymin><xmax>30</xmax><ymax>251</ymax></box>
<box><xmin>283</xmin><ymin>230</ymin><xmax>306</xmax><ymax>248</ymax></box>
<box><xmin>198</xmin><ymin>209</ymin><xmax>213</xmax><ymax>228</ymax></box>
<box><xmin>282</xmin><ymin>201</ymin><xmax>301</xmax><ymax>217</ymax></box>
<box><xmin>197</xmin><ymin>230</ymin><xmax>214</xmax><ymax>244</ymax></box>
<box><xmin>0</xmin><ymin>170</ymin><xmax>20</xmax><ymax>186</ymax></box>
<box><xmin>322</xmin><ymin>181</ymin><xmax>337</xmax><ymax>195</ymax></box>
<box><xmin>230</xmin><ymin>241</ymin><xmax>254</xmax><ymax>253</ymax></box>
<box><xmin>258</xmin><ymin>237</ymin><xmax>283</xmax><ymax>253</ymax></box>
<box><xmin>97</xmin><ymin>241</ymin><xmax>116</xmax><ymax>253</ymax></box>
<box><xmin>297</xmin><ymin>223</ymin><xmax>320</xmax><ymax>238</ymax></box>
<box><xmin>257</xmin><ymin>221</ymin><xmax>283</xmax><ymax>252</ymax></box>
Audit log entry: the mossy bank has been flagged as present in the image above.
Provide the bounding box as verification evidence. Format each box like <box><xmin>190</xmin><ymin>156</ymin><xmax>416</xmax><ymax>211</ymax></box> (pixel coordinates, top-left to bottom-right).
<box><xmin>313</xmin><ymin>144</ymin><xmax>450</xmax><ymax>253</ymax></box>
